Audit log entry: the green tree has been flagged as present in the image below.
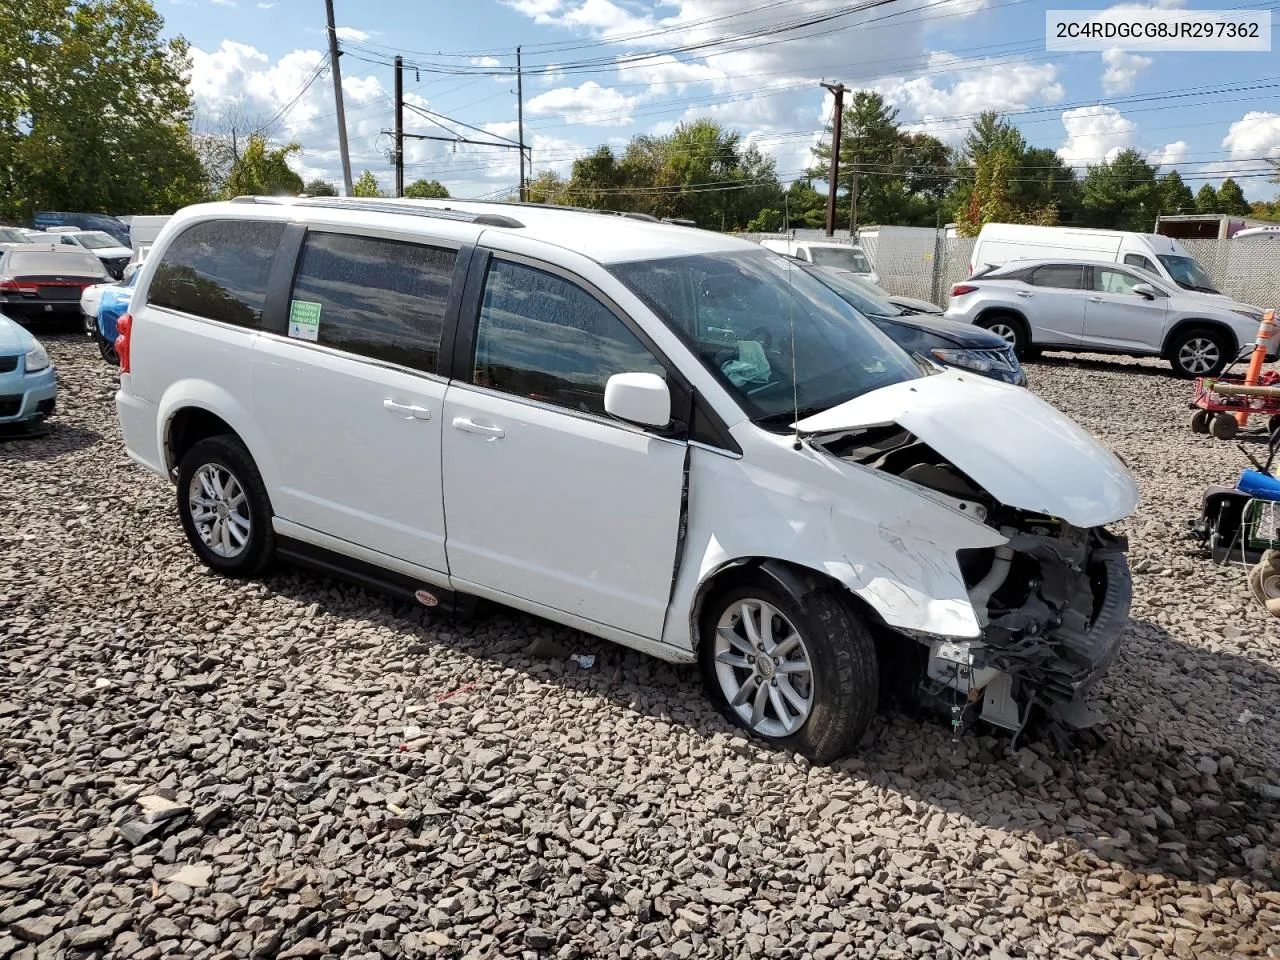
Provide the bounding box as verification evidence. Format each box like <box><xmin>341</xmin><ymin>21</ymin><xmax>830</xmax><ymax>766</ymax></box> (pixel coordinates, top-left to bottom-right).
<box><xmin>403</xmin><ymin>178</ymin><xmax>449</xmax><ymax>199</ymax></box>
<box><xmin>1079</xmin><ymin>149</ymin><xmax>1161</xmax><ymax>230</ymax></box>
<box><xmin>527</xmin><ymin>170</ymin><xmax>569</xmax><ymax>205</ymax></box>
<box><xmin>1216</xmin><ymin>177</ymin><xmax>1250</xmax><ymax>216</ymax></box>
<box><xmin>783</xmin><ymin>179</ymin><xmax>827</xmax><ymax>229</ymax></box>
<box><xmin>746</xmin><ymin>208</ymin><xmax>783</xmax><ymax>232</ymax></box>
<box><xmin>352</xmin><ymin>170</ymin><xmax>386</xmax><ymax>198</ymax></box>
<box><xmin>0</xmin><ymin>0</ymin><xmax>207</xmax><ymax>220</ymax></box>
<box><xmin>223</xmin><ymin>137</ymin><xmax>304</xmax><ymax>197</ymax></box>
<box><xmin>304</xmin><ymin>178</ymin><xmax>338</xmax><ymax>197</ymax></box>
<box><xmin>954</xmin><ymin>148</ymin><xmax>1058</xmax><ymax>236</ymax></box>
<box><xmin>949</xmin><ymin>113</ymin><xmax>1079</xmax><ymax>226</ymax></box>
<box><xmin>1195</xmin><ymin>183</ymin><xmax>1219</xmax><ymax>213</ymax></box>
<box><xmin>1158</xmin><ymin>170</ymin><xmax>1195</xmax><ymax>215</ymax></box>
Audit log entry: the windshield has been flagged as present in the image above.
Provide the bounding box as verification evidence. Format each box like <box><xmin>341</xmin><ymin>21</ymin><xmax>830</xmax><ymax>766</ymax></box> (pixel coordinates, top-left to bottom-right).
<box><xmin>806</xmin><ymin>266</ymin><xmax>903</xmax><ymax>317</ymax></box>
<box><xmin>609</xmin><ymin>249</ymin><xmax>919</xmax><ymax>426</ymax></box>
<box><xmin>808</xmin><ymin>246</ymin><xmax>873</xmax><ymax>274</ymax></box>
<box><xmin>75</xmin><ymin>231</ymin><xmax>120</xmax><ymax>250</ymax></box>
<box><xmin>0</xmin><ymin>228</ymin><xmax>30</xmax><ymax>243</ymax></box>
<box><xmin>1158</xmin><ymin>254</ymin><xmax>1219</xmax><ymax>294</ymax></box>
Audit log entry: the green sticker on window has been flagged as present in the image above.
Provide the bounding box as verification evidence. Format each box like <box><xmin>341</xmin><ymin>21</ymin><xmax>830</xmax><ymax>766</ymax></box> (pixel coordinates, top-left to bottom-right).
<box><xmin>289</xmin><ymin>300</ymin><xmax>322</xmax><ymax>341</ymax></box>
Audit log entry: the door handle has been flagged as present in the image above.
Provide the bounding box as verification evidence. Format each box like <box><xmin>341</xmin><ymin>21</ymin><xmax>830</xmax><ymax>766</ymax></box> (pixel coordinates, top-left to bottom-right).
<box><xmin>383</xmin><ymin>399</ymin><xmax>432</xmax><ymax>420</ymax></box>
<box><xmin>1087</xmin><ymin>296</ymin><xmax>1103</xmax><ymax>303</ymax></box>
<box><xmin>452</xmin><ymin>417</ymin><xmax>505</xmax><ymax>440</ymax></box>
<box><xmin>1015</xmin><ymin>291</ymin><xmax>1033</xmax><ymax>298</ymax></box>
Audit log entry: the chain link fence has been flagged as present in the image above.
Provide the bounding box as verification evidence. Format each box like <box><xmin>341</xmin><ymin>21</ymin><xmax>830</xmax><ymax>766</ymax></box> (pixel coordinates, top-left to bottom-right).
<box><xmin>741</xmin><ymin>230</ymin><xmax>1280</xmax><ymax>309</ymax></box>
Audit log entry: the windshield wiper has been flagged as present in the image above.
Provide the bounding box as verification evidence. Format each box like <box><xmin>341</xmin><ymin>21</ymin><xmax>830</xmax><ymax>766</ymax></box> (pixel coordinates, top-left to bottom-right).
<box><xmin>756</xmin><ymin>405</ymin><xmax>829</xmax><ymax>428</ymax></box>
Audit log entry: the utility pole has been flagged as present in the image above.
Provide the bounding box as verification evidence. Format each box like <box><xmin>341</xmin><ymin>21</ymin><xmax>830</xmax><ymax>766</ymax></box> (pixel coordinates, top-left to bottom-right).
<box><xmin>394</xmin><ymin>55</ymin><xmax>404</xmax><ymax>198</ymax></box>
<box><xmin>820</xmin><ymin>81</ymin><xmax>849</xmax><ymax>238</ymax></box>
<box><xmin>517</xmin><ymin>46</ymin><xmax>526</xmax><ymax>202</ymax></box>
<box><xmin>325</xmin><ymin>0</ymin><xmax>354</xmax><ymax>195</ymax></box>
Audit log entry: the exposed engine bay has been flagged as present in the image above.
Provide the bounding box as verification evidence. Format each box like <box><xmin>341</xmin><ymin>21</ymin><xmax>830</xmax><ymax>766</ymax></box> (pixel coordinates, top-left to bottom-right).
<box><xmin>815</xmin><ymin>424</ymin><xmax>1133</xmax><ymax>738</ymax></box>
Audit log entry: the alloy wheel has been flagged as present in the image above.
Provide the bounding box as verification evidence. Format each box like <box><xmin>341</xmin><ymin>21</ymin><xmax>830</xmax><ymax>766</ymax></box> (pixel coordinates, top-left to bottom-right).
<box><xmin>1178</xmin><ymin>337</ymin><xmax>1220</xmax><ymax>375</ymax></box>
<box><xmin>713</xmin><ymin>599</ymin><xmax>814</xmax><ymax>738</ymax></box>
<box><xmin>188</xmin><ymin>463</ymin><xmax>251</xmax><ymax>559</ymax></box>
<box><xmin>987</xmin><ymin>322</ymin><xmax>1018</xmax><ymax>345</ymax></box>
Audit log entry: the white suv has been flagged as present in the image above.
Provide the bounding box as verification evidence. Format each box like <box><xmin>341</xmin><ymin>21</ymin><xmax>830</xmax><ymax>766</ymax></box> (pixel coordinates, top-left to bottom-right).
<box><xmin>115</xmin><ymin>198</ymin><xmax>1138</xmax><ymax>760</ymax></box>
<box><xmin>944</xmin><ymin>259</ymin><xmax>1269</xmax><ymax>378</ymax></box>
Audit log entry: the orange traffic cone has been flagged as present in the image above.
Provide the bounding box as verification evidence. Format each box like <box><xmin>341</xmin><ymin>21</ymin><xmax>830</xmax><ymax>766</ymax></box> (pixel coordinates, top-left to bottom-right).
<box><xmin>1237</xmin><ymin>309</ymin><xmax>1277</xmax><ymax>427</ymax></box>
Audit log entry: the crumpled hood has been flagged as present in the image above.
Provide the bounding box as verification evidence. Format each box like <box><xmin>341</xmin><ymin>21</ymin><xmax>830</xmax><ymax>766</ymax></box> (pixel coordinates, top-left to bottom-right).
<box><xmin>0</xmin><ymin>315</ymin><xmax>34</xmax><ymax>354</ymax></box>
<box><xmin>796</xmin><ymin>371</ymin><xmax>1139</xmax><ymax>527</ymax></box>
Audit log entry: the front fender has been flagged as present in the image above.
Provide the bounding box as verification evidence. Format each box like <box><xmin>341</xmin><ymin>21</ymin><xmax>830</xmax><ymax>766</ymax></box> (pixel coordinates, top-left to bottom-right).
<box><xmin>662</xmin><ymin>441</ymin><xmax>1006</xmax><ymax>653</ymax></box>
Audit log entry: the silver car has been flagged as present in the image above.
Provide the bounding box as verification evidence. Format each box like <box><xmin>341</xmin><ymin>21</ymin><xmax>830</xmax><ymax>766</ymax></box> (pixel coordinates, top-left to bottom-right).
<box><xmin>944</xmin><ymin>259</ymin><xmax>1268</xmax><ymax>377</ymax></box>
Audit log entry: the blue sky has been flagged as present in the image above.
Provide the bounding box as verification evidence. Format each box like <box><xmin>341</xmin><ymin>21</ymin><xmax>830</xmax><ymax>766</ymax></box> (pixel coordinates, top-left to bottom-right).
<box><xmin>167</xmin><ymin>0</ymin><xmax>1280</xmax><ymax>201</ymax></box>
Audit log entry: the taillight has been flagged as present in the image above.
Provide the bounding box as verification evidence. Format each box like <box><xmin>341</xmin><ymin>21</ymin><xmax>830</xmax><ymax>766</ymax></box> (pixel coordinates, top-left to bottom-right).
<box><xmin>951</xmin><ymin>284</ymin><xmax>978</xmax><ymax>297</ymax></box>
<box><xmin>116</xmin><ymin>313</ymin><xmax>132</xmax><ymax>373</ymax></box>
<box><xmin>0</xmin><ymin>280</ymin><xmax>38</xmax><ymax>294</ymax></box>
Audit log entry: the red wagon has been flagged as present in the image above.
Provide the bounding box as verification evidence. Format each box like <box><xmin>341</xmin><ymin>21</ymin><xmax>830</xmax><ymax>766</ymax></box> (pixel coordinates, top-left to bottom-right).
<box><xmin>1190</xmin><ymin>369</ymin><xmax>1280</xmax><ymax>440</ymax></box>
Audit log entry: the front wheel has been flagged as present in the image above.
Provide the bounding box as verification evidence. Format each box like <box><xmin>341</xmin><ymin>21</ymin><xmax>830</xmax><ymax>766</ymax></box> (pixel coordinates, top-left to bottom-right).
<box><xmin>1169</xmin><ymin>328</ymin><xmax>1230</xmax><ymax>378</ymax></box>
<box><xmin>977</xmin><ymin>314</ymin><xmax>1029</xmax><ymax>359</ymax></box>
<box><xmin>176</xmin><ymin>435</ymin><xmax>275</xmax><ymax>577</ymax></box>
<box><xmin>95</xmin><ymin>328</ymin><xmax>118</xmax><ymax>366</ymax></box>
<box><xmin>699</xmin><ymin>574</ymin><xmax>878</xmax><ymax>762</ymax></box>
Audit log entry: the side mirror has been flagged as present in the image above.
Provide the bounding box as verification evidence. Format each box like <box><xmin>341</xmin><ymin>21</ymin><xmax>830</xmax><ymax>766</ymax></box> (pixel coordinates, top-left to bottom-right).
<box><xmin>604</xmin><ymin>372</ymin><xmax>670</xmax><ymax>428</ymax></box>
<box><xmin>1132</xmin><ymin>282</ymin><xmax>1157</xmax><ymax>300</ymax></box>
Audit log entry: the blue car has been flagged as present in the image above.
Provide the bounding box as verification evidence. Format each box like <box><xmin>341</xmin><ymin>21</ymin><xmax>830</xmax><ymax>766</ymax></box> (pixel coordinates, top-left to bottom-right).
<box><xmin>93</xmin><ymin>277</ymin><xmax>135</xmax><ymax>365</ymax></box>
<box><xmin>0</xmin><ymin>313</ymin><xmax>57</xmax><ymax>433</ymax></box>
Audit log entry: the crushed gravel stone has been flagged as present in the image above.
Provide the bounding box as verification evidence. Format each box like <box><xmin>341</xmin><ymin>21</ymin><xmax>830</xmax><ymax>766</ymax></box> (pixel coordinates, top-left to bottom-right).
<box><xmin>1</xmin><ymin>335</ymin><xmax>1278</xmax><ymax>960</ymax></box>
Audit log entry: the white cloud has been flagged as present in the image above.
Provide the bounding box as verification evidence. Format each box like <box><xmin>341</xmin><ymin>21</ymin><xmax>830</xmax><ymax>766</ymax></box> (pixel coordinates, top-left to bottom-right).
<box><xmin>1223</xmin><ymin>112</ymin><xmax>1280</xmax><ymax>159</ymax></box>
<box><xmin>470</xmin><ymin>56</ymin><xmax>503</xmax><ymax>68</ymax></box>
<box><xmin>1148</xmin><ymin>140</ymin><xmax>1189</xmax><ymax>167</ymax></box>
<box><xmin>256</xmin><ymin>2</ymin><xmax>275</xmax><ymax>6</ymax></box>
<box><xmin>875</xmin><ymin>57</ymin><xmax>1064</xmax><ymax>142</ymax></box>
<box><xmin>334</xmin><ymin>27</ymin><xmax>369</xmax><ymax>42</ymax></box>
<box><xmin>1058</xmin><ymin>105</ymin><xmax>1138</xmax><ymax>167</ymax></box>
<box><xmin>1100</xmin><ymin>47</ymin><xmax>1151</xmax><ymax>95</ymax></box>
<box><xmin>527</xmin><ymin>81</ymin><xmax>640</xmax><ymax>124</ymax></box>
<box><xmin>210</xmin><ymin>0</ymin><xmax>236</xmax><ymax>6</ymax></box>
<box><xmin>501</xmin><ymin>0</ymin><xmax>564</xmax><ymax>22</ymax></box>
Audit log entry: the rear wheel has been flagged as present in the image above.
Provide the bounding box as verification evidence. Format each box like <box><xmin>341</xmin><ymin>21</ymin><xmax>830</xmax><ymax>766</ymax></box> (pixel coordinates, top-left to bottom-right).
<box><xmin>95</xmin><ymin>328</ymin><xmax>118</xmax><ymax>366</ymax></box>
<box><xmin>176</xmin><ymin>435</ymin><xmax>275</xmax><ymax>577</ymax></box>
<box><xmin>1169</xmin><ymin>327</ymin><xmax>1230</xmax><ymax>378</ymax></box>
<box><xmin>977</xmin><ymin>314</ymin><xmax>1029</xmax><ymax>358</ymax></box>
<box><xmin>699</xmin><ymin>574</ymin><xmax>878</xmax><ymax>762</ymax></box>
<box><xmin>1210</xmin><ymin>413</ymin><xmax>1239</xmax><ymax>440</ymax></box>
<box><xmin>1190</xmin><ymin>410</ymin><xmax>1212</xmax><ymax>434</ymax></box>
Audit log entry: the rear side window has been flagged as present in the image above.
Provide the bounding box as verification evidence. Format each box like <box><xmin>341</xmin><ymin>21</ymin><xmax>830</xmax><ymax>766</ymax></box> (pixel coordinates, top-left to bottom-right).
<box><xmin>1027</xmin><ymin>264</ymin><xmax>1085</xmax><ymax>290</ymax></box>
<box><xmin>473</xmin><ymin>259</ymin><xmax>664</xmax><ymax>417</ymax></box>
<box><xmin>289</xmin><ymin>232</ymin><xmax>456</xmax><ymax>374</ymax></box>
<box><xmin>149</xmin><ymin>219</ymin><xmax>284</xmax><ymax>328</ymax></box>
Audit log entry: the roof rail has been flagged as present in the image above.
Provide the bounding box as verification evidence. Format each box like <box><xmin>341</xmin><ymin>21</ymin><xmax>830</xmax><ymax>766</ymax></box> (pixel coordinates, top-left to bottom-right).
<box><xmin>228</xmin><ymin>195</ymin><xmax>524</xmax><ymax>229</ymax></box>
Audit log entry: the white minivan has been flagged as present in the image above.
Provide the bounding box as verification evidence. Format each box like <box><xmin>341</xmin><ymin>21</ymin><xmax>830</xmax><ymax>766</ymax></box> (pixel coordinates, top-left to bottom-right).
<box><xmin>971</xmin><ymin>223</ymin><xmax>1227</xmax><ymax>299</ymax></box>
<box><xmin>759</xmin><ymin>237</ymin><xmax>878</xmax><ymax>283</ymax></box>
<box><xmin>114</xmin><ymin>197</ymin><xmax>1137</xmax><ymax>760</ymax></box>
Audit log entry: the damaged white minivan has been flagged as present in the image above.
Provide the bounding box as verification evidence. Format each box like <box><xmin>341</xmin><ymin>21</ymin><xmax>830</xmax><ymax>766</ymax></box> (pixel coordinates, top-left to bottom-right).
<box><xmin>115</xmin><ymin>198</ymin><xmax>1139</xmax><ymax>761</ymax></box>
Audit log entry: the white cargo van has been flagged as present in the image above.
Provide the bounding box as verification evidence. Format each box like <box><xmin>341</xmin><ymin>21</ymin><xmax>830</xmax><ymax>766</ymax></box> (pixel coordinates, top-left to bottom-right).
<box><xmin>759</xmin><ymin>237</ymin><xmax>878</xmax><ymax>283</ymax></box>
<box><xmin>971</xmin><ymin>224</ymin><xmax>1223</xmax><ymax>298</ymax></box>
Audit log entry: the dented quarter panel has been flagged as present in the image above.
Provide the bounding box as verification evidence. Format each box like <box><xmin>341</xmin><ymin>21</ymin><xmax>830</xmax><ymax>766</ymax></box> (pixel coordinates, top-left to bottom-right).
<box><xmin>794</xmin><ymin>371</ymin><xmax>1139</xmax><ymax>528</ymax></box>
<box><xmin>660</xmin><ymin>429</ymin><xmax>1007</xmax><ymax>653</ymax></box>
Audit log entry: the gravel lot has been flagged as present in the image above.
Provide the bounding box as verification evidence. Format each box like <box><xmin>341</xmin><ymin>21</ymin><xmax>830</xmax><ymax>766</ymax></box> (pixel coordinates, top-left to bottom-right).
<box><xmin>2</xmin><ymin>333</ymin><xmax>1278</xmax><ymax>960</ymax></box>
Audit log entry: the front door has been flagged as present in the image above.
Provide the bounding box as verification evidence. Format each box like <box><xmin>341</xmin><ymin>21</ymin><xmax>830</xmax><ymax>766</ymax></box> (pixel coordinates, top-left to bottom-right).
<box><xmin>1083</xmin><ymin>265</ymin><xmax>1169</xmax><ymax>352</ymax></box>
<box><xmin>251</xmin><ymin>229</ymin><xmax>460</xmax><ymax>574</ymax></box>
<box><xmin>442</xmin><ymin>255</ymin><xmax>686</xmax><ymax>640</ymax></box>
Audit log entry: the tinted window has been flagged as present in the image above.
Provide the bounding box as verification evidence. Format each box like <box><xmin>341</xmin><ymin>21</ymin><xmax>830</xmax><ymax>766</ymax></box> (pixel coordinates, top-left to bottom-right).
<box><xmin>289</xmin><ymin>233</ymin><xmax>455</xmax><ymax>373</ymax></box>
<box><xmin>149</xmin><ymin>220</ymin><xmax>284</xmax><ymax>328</ymax></box>
<box><xmin>5</xmin><ymin>251</ymin><xmax>106</xmax><ymax>276</ymax></box>
<box><xmin>1093</xmin><ymin>267</ymin><xmax>1145</xmax><ymax>295</ymax></box>
<box><xmin>474</xmin><ymin>259</ymin><xmax>665</xmax><ymax>417</ymax></box>
<box><xmin>1028</xmin><ymin>264</ymin><xmax>1084</xmax><ymax>290</ymax></box>
<box><xmin>1124</xmin><ymin>253</ymin><xmax>1156</xmax><ymax>273</ymax></box>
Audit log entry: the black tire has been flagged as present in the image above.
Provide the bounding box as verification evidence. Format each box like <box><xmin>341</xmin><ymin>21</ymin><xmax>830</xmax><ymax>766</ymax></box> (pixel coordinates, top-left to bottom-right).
<box><xmin>176</xmin><ymin>435</ymin><xmax>275</xmax><ymax>577</ymax></box>
<box><xmin>1210</xmin><ymin>413</ymin><xmax>1239</xmax><ymax>441</ymax></box>
<box><xmin>698</xmin><ymin>573</ymin><xmax>878</xmax><ymax>762</ymax></box>
<box><xmin>976</xmin><ymin>313</ymin><xmax>1029</xmax><ymax>359</ymax></box>
<box><xmin>1268</xmin><ymin>414</ymin><xmax>1280</xmax><ymax>437</ymax></box>
<box><xmin>1190</xmin><ymin>409</ymin><xmax>1212</xmax><ymax>434</ymax></box>
<box><xmin>1168</xmin><ymin>326</ymin><xmax>1231</xmax><ymax>379</ymax></box>
<box><xmin>95</xmin><ymin>328</ymin><xmax>118</xmax><ymax>366</ymax></box>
